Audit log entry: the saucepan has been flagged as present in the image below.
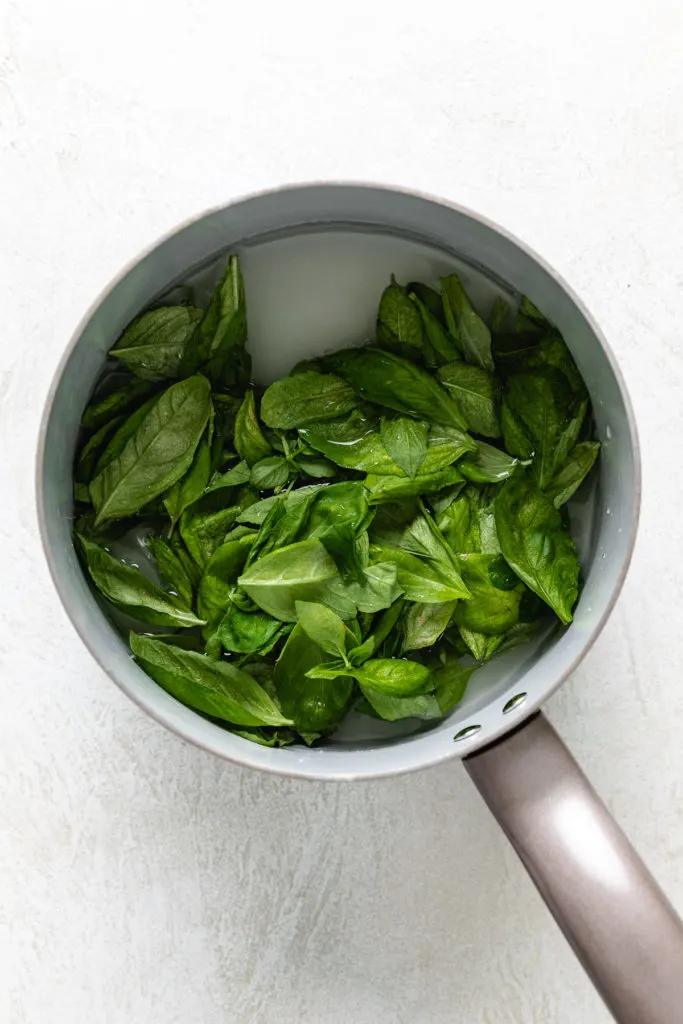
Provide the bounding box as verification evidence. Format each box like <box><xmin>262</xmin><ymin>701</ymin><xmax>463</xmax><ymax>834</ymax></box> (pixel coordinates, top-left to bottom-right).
<box><xmin>36</xmin><ymin>184</ymin><xmax>683</xmax><ymax>1022</ymax></box>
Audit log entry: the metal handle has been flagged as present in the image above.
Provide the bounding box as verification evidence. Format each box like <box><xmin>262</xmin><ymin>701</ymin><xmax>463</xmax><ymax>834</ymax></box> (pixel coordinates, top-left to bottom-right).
<box><xmin>465</xmin><ymin>712</ymin><xmax>683</xmax><ymax>1024</ymax></box>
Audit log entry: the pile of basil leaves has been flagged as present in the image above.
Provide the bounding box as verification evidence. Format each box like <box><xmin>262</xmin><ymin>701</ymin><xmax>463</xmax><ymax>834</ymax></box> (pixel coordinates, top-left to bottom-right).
<box><xmin>73</xmin><ymin>256</ymin><xmax>600</xmax><ymax>747</ymax></box>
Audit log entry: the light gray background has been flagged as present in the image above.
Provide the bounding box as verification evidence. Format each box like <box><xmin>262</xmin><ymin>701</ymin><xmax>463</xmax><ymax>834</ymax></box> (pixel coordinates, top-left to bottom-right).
<box><xmin>2</xmin><ymin>2</ymin><xmax>682</xmax><ymax>1022</ymax></box>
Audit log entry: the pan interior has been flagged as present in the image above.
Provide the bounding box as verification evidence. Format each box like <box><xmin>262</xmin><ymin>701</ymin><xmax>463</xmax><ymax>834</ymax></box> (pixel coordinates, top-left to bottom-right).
<box><xmin>87</xmin><ymin>225</ymin><xmax>600</xmax><ymax>748</ymax></box>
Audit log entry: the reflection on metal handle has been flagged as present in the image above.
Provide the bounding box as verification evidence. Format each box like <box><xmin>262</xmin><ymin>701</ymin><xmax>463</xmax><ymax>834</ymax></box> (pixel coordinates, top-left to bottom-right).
<box><xmin>465</xmin><ymin>712</ymin><xmax>683</xmax><ymax>1024</ymax></box>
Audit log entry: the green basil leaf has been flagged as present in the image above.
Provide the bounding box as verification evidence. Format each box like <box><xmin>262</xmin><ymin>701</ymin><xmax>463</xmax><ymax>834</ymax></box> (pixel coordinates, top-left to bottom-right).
<box><xmin>205</xmin><ymin>460</ymin><xmax>252</xmax><ymax>494</ymax></box>
<box><xmin>358</xmin><ymin>688</ymin><xmax>442</xmax><ymax>722</ymax></box>
<box><xmin>261</xmin><ymin>371</ymin><xmax>356</xmax><ymax>429</ymax></box>
<box><xmin>81</xmin><ymin>379</ymin><xmax>154</xmax><ymax>429</ymax></box>
<box><xmin>351</xmin><ymin>562</ymin><xmax>403</xmax><ymax>614</ymax></box>
<box><xmin>380</xmin><ymin>416</ymin><xmax>429</xmax><ymax>479</ymax></box>
<box><xmin>370</xmin><ymin>544</ymin><xmax>469</xmax><ymax>603</ymax></box>
<box><xmin>354</xmin><ymin>658</ymin><xmax>433</xmax><ymax>696</ymax></box>
<box><xmin>433</xmin><ymin>658</ymin><xmax>475</xmax><ymax>713</ymax></box>
<box><xmin>295</xmin><ymin>600</ymin><xmax>348</xmax><ymax>659</ymax></box>
<box><xmin>130</xmin><ymin>633</ymin><xmax>291</xmax><ymax>727</ymax></box>
<box><xmin>516</xmin><ymin>295</ymin><xmax>557</xmax><ymax>338</ymax></box>
<box><xmin>237</xmin><ymin>484</ymin><xmax>324</xmax><ymax>526</ymax></box>
<box><xmin>401</xmin><ymin>600</ymin><xmax>457</xmax><ymax>653</ymax></box>
<box><xmin>90</xmin><ymin>375</ymin><xmax>211</xmax><ymax>525</ymax></box>
<box><xmin>219</xmin><ymin>604</ymin><xmax>283</xmax><ymax>654</ymax></box>
<box><xmin>273</xmin><ymin>625</ymin><xmax>354</xmax><ymax>732</ymax></box>
<box><xmin>180</xmin><ymin>486</ymin><xmax>257</xmax><ymax>569</ymax></box>
<box><xmin>411</xmin><ymin>294</ymin><xmax>462</xmax><ymax>364</ymax></box>
<box><xmin>376</xmin><ymin>282</ymin><xmax>424</xmax><ymax>351</ymax></box>
<box><xmin>437</xmin><ymin>362</ymin><xmax>500</xmax><ymax>437</ymax></box>
<box><xmin>146</xmin><ymin>534</ymin><xmax>195</xmax><ymax>608</ymax></box>
<box><xmin>501</xmin><ymin>395</ymin><xmax>535</xmax><ymax>458</ymax></box>
<box><xmin>441</xmin><ymin>274</ymin><xmax>493</xmax><ymax>371</ymax></box>
<box><xmin>523</xmin><ymin>336</ymin><xmax>585</xmax><ymax>395</ymax></box>
<box><xmin>326</xmin><ymin>347</ymin><xmax>468</xmax><ymax>430</ymax></box>
<box><xmin>495</xmin><ymin>472</ymin><xmax>579</xmax><ymax>624</ymax></box>
<box><xmin>230</xmin><ymin>726</ymin><xmax>297</xmax><ymax>748</ymax></box>
<box><xmin>454</xmin><ymin>554</ymin><xmax>522</xmax><ymax>634</ymax></box>
<box><xmin>294</xmin><ymin>455</ymin><xmax>338</xmax><ymax>478</ymax></box>
<box><xmin>250</xmin><ymin>456</ymin><xmax>290</xmax><ymax>491</ymax></box>
<box><xmin>75</xmin><ymin>416</ymin><xmax>124</xmax><ymax>482</ymax></box>
<box><xmin>109</xmin><ymin>306</ymin><xmax>203</xmax><ymax>380</ymax></box>
<box><xmin>458</xmin><ymin>440</ymin><xmax>519</xmax><ymax>484</ymax></box>
<box><xmin>489</xmin><ymin>296</ymin><xmax>511</xmax><ymax>334</ymax></box>
<box><xmin>546</xmin><ymin>441</ymin><xmax>600</xmax><ymax>508</ymax></box>
<box><xmin>505</xmin><ymin>371</ymin><xmax>573</xmax><ymax>488</ymax></box>
<box><xmin>163</xmin><ymin>429</ymin><xmax>213</xmax><ymax>526</ymax></box>
<box><xmin>234</xmin><ymin>391</ymin><xmax>272</xmax><ymax>466</ymax></box>
<box><xmin>197</xmin><ymin>535</ymin><xmax>256</xmax><ymax>625</ymax></box>
<box><xmin>456</xmin><ymin>625</ymin><xmax>505</xmax><ymax>662</ymax></box>
<box><xmin>91</xmin><ymin>394</ymin><xmax>161</xmax><ymax>477</ymax></box>
<box><xmin>179</xmin><ymin>255</ymin><xmax>250</xmax><ymax>389</ymax></box>
<box><xmin>239</xmin><ymin>539</ymin><xmax>341</xmax><ymax>622</ymax></box>
<box><xmin>365</xmin><ymin>466</ymin><xmax>465</xmax><ymax>504</ymax></box>
<box><xmin>305</xmin><ymin>660</ymin><xmax>352</xmax><ymax>681</ymax></box>
<box><xmin>77</xmin><ymin>536</ymin><xmax>205</xmax><ymax>628</ymax></box>
<box><xmin>407</xmin><ymin>281</ymin><xmax>444</xmax><ymax>321</ymax></box>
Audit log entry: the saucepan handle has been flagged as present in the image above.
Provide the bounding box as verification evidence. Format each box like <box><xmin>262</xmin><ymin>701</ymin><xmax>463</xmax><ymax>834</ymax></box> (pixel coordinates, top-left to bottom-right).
<box><xmin>464</xmin><ymin>711</ymin><xmax>683</xmax><ymax>1024</ymax></box>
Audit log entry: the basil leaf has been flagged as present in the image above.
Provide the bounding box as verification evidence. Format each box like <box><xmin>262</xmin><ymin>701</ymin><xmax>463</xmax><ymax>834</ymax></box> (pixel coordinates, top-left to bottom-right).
<box><xmin>197</xmin><ymin>535</ymin><xmax>256</xmax><ymax>625</ymax></box>
<box><xmin>354</xmin><ymin>658</ymin><xmax>433</xmax><ymax>696</ymax></box>
<box><xmin>75</xmin><ymin>416</ymin><xmax>124</xmax><ymax>482</ymax></box>
<box><xmin>261</xmin><ymin>371</ymin><xmax>356</xmax><ymax>429</ymax></box>
<box><xmin>180</xmin><ymin>486</ymin><xmax>257</xmax><ymax>569</ymax></box>
<box><xmin>77</xmin><ymin>536</ymin><xmax>205</xmax><ymax>628</ymax></box>
<box><xmin>365</xmin><ymin>466</ymin><xmax>465</xmax><ymax>504</ymax></box>
<box><xmin>495</xmin><ymin>472</ymin><xmax>579</xmax><ymax>624</ymax></box>
<box><xmin>358</xmin><ymin>688</ymin><xmax>442</xmax><ymax>722</ymax></box>
<box><xmin>205</xmin><ymin>460</ymin><xmax>252</xmax><ymax>494</ymax></box>
<box><xmin>250</xmin><ymin>456</ymin><xmax>290</xmax><ymax>491</ymax></box>
<box><xmin>294</xmin><ymin>455</ymin><xmax>338</xmax><ymax>478</ymax></box>
<box><xmin>239</xmin><ymin>539</ymin><xmax>341</xmax><ymax>622</ymax></box>
<box><xmin>441</xmin><ymin>274</ymin><xmax>493</xmax><ymax>371</ymax></box>
<box><xmin>146</xmin><ymin>535</ymin><xmax>195</xmax><ymax>608</ymax></box>
<box><xmin>380</xmin><ymin>416</ymin><xmax>429</xmax><ymax>479</ymax></box>
<box><xmin>219</xmin><ymin>605</ymin><xmax>283</xmax><ymax>654</ymax></box>
<box><xmin>546</xmin><ymin>441</ymin><xmax>600</xmax><ymax>508</ymax></box>
<box><xmin>163</xmin><ymin>429</ymin><xmax>213</xmax><ymax>526</ymax></box>
<box><xmin>91</xmin><ymin>394</ymin><xmax>161</xmax><ymax>477</ymax></box>
<box><xmin>273</xmin><ymin>625</ymin><xmax>354</xmax><ymax>732</ymax></box>
<box><xmin>351</xmin><ymin>562</ymin><xmax>402</xmax><ymax>614</ymax></box>
<box><xmin>523</xmin><ymin>336</ymin><xmax>585</xmax><ymax>395</ymax></box>
<box><xmin>501</xmin><ymin>395</ymin><xmax>535</xmax><ymax>458</ymax></box>
<box><xmin>458</xmin><ymin>441</ymin><xmax>519</xmax><ymax>483</ymax></box>
<box><xmin>406</xmin><ymin>281</ymin><xmax>444</xmax><ymax>320</ymax></box>
<box><xmin>109</xmin><ymin>306</ymin><xmax>203</xmax><ymax>380</ymax></box>
<box><xmin>237</xmin><ymin>484</ymin><xmax>324</xmax><ymax>526</ymax></box>
<box><xmin>234</xmin><ymin>391</ymin><xmax>272</xmax><ymax>466</ymax></box>
<box><xmin>401</xmin><ymin>600</ymin><xmax>457</xmax><ymax>653</ymax></box>
<box><xmin>457</xmin><ymin>626</ymin><xmax>505</xmax><ymax>662</ymax></box>
<box><xmin>295</xmin><ymin>601</ymin><xmax>348</xmax><ymax>659</ymax></box>
<box><xmin>130</xmin><ymin>633</ymin><xmax>291</xmax><ymax>727</ymax></box>
<box><xmin>437</xmin><ymin>362</ymin><xmax>500</xmax><ymax>438</ymax></box>
<box><xmin>90</xmin><ymin>376</ymin><xmax>211</xmax><ymax>525</ymax></box>
<box><xmin>489</xmin><ymin>297</ymin><xmax>511</xmax><ymax>334</ymax></box>
<box><xmin>505</xmin><ymin>371</ymin><xmax>573</xmax><ymax>488</ymax></box>
<box><xmin>326</xmin><ymin>347</ymin><xmax>468</xmax><ymax>430</ymax></box>
<box><xmin>179</xmin><ymin>255</ymin><xmax>250</xmax><ymax>389</ymax></box>
<box><xmin>516</xmin><ymin>295</ymin><xmax>557</xmax><ymax>338</ymax></box>
<box><xmin>371</xmin><ymin>544</ymin><xmax>469</xmax><ymax>603</ymax></box>
<box><xmin>376</xmin><ymin>282</ymin><xmax>424</xmax><ymax>351</ymax></box>
<box><xmin>454</xmin><ymin>554</ymin><xmax>522</xmax><ymax>634</ymax></box>
<box><xmin>433</xmin><ymin>657</ymin><xmax>475</xmax><ymax>713</ymax></box>
<box><xmin>411</xmin><ymin>294</ymin><xmax>462</xmax><ymax>364</ymax></box>
<box><xmin>81</xmin><ymin>378</ymin><xmax>154</xmax><ymax>430</ymax></box>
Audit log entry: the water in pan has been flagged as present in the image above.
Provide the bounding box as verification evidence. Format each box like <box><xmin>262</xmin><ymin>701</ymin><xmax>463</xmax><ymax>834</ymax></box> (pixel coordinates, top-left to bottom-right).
<box><xmin>108</xmin><ymin>227</ymin><xmax>600</xmax><ymax>746</ymax></box>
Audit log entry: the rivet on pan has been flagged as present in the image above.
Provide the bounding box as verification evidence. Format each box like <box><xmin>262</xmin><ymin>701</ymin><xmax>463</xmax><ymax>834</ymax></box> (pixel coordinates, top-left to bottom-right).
<box><xmin>453</xmin><ymin>725</ymin><xmax>481</xmax><ymax>742</ymax></box>
<box><xmin>502</xmin><ymin>692</ymin><xmax>527</xmax><ymax>714</ymax></box>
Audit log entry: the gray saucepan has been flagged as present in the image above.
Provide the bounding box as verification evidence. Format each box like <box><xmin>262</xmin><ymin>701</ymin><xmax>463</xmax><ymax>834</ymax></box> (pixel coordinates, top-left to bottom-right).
<box><xmin>36</xmin><ymin>183</ymin><xmax>683</xmax><ymax>1023</ymax></box>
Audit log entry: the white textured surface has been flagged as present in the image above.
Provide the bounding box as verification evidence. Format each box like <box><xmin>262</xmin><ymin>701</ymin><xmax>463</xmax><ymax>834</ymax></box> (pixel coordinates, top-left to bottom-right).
<box><xmin>2</xmin><ymin>2</ymin><xmax>683</xmax><ymax>1021</ymax></box>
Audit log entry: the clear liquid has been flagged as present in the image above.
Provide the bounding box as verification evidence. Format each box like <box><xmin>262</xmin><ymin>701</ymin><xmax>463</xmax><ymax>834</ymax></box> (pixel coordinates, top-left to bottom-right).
<box><xmin>107</xmin><ymin>227</ymin><xmax>599</xmax><ymax>744</ymax></box>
